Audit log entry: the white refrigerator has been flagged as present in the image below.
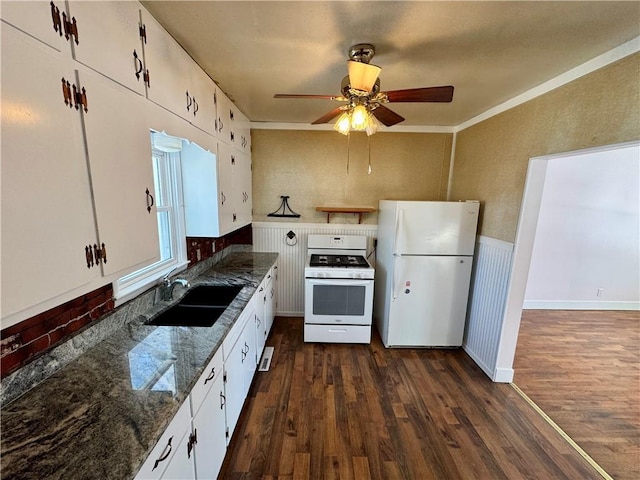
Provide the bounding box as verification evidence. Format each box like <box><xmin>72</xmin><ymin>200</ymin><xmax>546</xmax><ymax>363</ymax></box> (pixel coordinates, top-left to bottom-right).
<box><xmin>374</xmin><ymin>200</ymin><xmax>480</xmax><ymax>348</ymax></box>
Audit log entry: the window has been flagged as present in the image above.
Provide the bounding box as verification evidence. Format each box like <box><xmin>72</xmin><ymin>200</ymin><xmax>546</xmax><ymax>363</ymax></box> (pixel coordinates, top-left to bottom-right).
<box><xmin>114</xmin><ymin>133</ymin><xmax>188</xmax><ymax>304</ymax></box>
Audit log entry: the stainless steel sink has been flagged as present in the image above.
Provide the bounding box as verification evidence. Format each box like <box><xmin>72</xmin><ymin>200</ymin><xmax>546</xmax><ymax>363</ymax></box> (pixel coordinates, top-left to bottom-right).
<box><xmin>178</xmin><ymin>285</ymin><xmax>243</xmax><ymax>307</ymax></box>
<box><xmin>147</xmin><ymin>285</ymin><xmax>243</xmax><ymax>327</ymax></box>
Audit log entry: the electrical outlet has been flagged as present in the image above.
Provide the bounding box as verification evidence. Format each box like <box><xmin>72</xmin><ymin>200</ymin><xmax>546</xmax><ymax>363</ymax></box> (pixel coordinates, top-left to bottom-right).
<box><xmin>196</xmin><ymin>248</ymin><xmax>201</xmax><ymax>261</ymax></box>
<box><xmin>211</xmin><ymin>242</ymin><xmax>216</xmax><ymax>254</ymax></box>
<box><xmin>597</xmin><ymin>288</ymin><xmax>604</xmax><ymax>297</ymax></box>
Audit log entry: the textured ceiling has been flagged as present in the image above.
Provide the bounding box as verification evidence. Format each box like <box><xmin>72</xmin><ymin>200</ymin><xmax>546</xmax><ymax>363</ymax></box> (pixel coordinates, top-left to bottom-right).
<box><xmin>141</xmin><ymin>1</ymin><xmax>640</xmax><ymax>127</ymax></box>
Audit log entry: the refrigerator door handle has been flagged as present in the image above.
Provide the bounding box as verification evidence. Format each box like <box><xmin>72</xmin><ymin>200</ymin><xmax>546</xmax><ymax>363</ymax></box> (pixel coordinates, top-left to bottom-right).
<box><xmin>393</xmin><ymin>208</ymin><xmax>404</xmax><ymax>256</ymax></box>
<box><xmin>392</xmin><ymin>255</ymin><xmax>401</xmax><ymax>300</ymax></box>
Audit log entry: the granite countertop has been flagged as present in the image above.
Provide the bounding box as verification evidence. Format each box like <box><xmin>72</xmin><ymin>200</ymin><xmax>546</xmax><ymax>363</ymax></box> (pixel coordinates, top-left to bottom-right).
<box><xmin>0</xmin><ymin>252</ymin><xmax>278</xmax><ymax>480</ymax></box>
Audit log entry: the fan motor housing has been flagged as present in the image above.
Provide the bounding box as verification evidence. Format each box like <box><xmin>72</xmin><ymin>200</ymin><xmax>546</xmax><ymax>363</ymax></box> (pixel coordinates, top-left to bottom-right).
<box><xmin>348</xmin><ymin>43</ymin><xmax>376</xmax><ymax>64</ymax></box>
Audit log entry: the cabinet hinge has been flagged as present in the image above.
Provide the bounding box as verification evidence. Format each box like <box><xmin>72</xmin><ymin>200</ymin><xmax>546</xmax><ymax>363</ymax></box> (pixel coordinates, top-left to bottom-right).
<box><xmin>225</xmin><ymin>427</ymin><xmax>229</xmax><ymax>439</ymax></box>
<box><xmin>85</xmin><ymin>242</ymin><xmax>107</xmax><ymax>268</ymax></box>
<box><xmin>143</xmin><ymin>69</ymin><xmax>150</xmax><ymax>88</ymax></box>
<box><xmin>139</xmin><ymin>23</ymin><xmax>147</xmax><ymax>43</ymax></box>
<box><xmin>50</xmin><ymin>2</ymin><xmax>63</xmax><ymax>36</ymax></box>
<box><xmin>223</xmin><ymin>372</ymin><xmax>227</xmax><ymax>383</ymax></box>
<box><xmin>72</xmin><ymin>84</ymin><xmax>88</xmax><ymax>113</ymax></box>
<box><xmin>62</xmin><ymin>12</ymin><xmax>79</xmax><ymax>45</ymax></box>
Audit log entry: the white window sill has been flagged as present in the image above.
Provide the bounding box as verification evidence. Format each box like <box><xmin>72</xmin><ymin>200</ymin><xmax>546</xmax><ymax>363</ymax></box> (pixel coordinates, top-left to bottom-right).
<box><xmin>113</xmin><ymin>261</ymin><xmax>189</xmax><ymax>307</ymax></box>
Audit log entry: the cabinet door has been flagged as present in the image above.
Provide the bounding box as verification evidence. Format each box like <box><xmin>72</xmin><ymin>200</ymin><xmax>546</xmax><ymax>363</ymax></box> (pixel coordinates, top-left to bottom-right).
<box><xmin>1</xmin><ymin>0</ymin><xmax>68</xmax><ymax>52</ymax></box>
<box><xmin>1</xmin><ymin>24</ymin><xmax>99</xmax><ymax>321</ymax></box>
<box><xmin>135</xmin><ymin>400</ymin><xmax>192</xmax><ymax>480</ymax></box>
<box><xmin>234</xmin><ymin>108</ymin><xmax>251</xmax><ymax>154</ymax></box>
<box><xmin>78</xmin><ymin>66</ymin><xmax>160</xmax><ymax>278</ymax></box>
<box><xmin>159</xmin><ymin>430</ymin><xmax>195</xmax><ymax>480</ymax></box>
<box><xmin>216</xmin><ymin>142</ymin><xmax>236</xmax><ymax>233</ymax></box>
<box><xmin>141</xmin><ymin>10</ymin><xmax>197</xmax><ymax>123</ymax></box>
<box><xmin>233</xmin><ymin>150</ymin><xmax>253</xmax><ymax>228</ymax></box>
<box><xmin>266</xmin><ymin>283</ymin><xmax>275</xmax><ymax>335</ymax></box>
<box><xmin>188</xmin><ymin>66</ymin><xmax>217</xmax><ymax>135</ymax></box>
<box><xmin>215</xmin><ymin>89</ymin><xmax>232</xmax><ymax>144</ymax></box>
<box><xmin>67</xmin><ymin>1</ymin><xmax>146</xmax><ymax>96</ymax></box>
<box><xmin>192</xmin><ymin>373</ymin><xmax>227</xmax><ymax>480</ymax></box>
<box><xmin>242</xmin><ymin>307</ymin><xmax>257</xmax><ymax>394</ymax></box>
<box><xmin>223</xmin><ymin>333</ymin><xmax>245</xmax><ymax>444</ymax></box>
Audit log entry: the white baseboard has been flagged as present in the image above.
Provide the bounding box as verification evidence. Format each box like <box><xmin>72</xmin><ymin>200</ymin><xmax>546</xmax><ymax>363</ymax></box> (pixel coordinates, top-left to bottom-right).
<box><xmin>276</xmin><ymin>311</ymin><xmax>304</xmax><ymax>317</ymax></box>
<box><xmin>523</xmin><ymin>300</ymin><xmax>640</xmax><ymax>311</ymax></box>
<box><xmin>493</xmin><ymin>367</ymin><xmax>514</xmax><ymax>383</ymax></box>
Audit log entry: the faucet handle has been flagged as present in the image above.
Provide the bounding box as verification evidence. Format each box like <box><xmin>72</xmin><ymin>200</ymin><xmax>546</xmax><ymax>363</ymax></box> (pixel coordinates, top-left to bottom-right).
<box><xmin>162</xmin><ymin>266</ymin><xmax>178</xmax><ymax>281</ymax></box>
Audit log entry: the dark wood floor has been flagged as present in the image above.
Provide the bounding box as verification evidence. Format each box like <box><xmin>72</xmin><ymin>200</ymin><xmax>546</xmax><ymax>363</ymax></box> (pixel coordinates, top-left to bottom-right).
<box><xmin>513</xmin><ymin>309</ymin><xmax>640</xmax><ymax>480</ymax></box>
<box><xmin>220</xmin><ymin>317</ymin><xmax>603</xmax><ymax>479</ymax></box>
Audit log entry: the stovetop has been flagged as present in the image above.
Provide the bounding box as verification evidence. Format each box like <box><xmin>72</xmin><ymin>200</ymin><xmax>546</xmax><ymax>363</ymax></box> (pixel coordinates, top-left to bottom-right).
<box><xmin>309</xmin><ymin>254</ymin><xmax>369</xmax><ymax>268</ymax></box>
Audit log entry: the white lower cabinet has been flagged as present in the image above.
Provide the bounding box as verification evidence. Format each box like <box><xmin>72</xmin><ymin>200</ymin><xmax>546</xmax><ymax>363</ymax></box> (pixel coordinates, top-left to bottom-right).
<box><xmin>138</xmin><ymin>265</ymin><xmax>276</xmax><ymax>479</ymax></box>
<box><xmin>189</xmin><ymin>347</ymin><xmax>226</xmax><ymax>480</ymax></box>
<box><xmin>136</xmin><ymin>400</ymin><xmax>193</xmax><ymax>480</ymax></box>
<box><xmin>222</xmin><ymin>305</ymin><xmax>255</xmax><ymax>444</ymax></box>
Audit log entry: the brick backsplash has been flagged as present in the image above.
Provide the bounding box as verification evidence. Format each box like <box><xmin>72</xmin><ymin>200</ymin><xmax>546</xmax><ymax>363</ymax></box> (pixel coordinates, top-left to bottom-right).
<box><xmin>1</xmin><ymin>225</ymin><xmax>254</xmax><ymax>379</ymax></box>
<box><xmin>1</xmin><ymin>284</ymin><xmax>115</xmax><ymax>379</ymax></box>
<box><xmin>186</xmin><ymin>224</ymin><xmax>252</xmax><ymax>266</ymax></box>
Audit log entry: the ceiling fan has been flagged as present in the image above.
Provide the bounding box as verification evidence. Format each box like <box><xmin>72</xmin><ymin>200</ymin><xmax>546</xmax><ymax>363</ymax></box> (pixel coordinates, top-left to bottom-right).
<box><xmin>274</xmin><ymin>43</ymin><xmax>454</xmax><ymax>134</ymax></box>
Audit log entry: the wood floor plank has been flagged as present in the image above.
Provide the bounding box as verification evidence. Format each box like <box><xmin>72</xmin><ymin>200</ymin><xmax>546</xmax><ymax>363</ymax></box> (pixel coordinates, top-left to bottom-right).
<box><xmin>220</xmin><ymin>317</ymin><xmax>606</xmax><ymax>479</ymax></box>
<box><xmin>514</xmin><ymin>309</ymin><xmax>640</xmax><ymax>480</ymax></box>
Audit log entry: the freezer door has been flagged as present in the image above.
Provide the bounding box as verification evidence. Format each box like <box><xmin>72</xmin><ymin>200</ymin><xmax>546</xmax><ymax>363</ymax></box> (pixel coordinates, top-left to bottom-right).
<box><xmin>387</xmin><ymin>255</ymin><xmax>473</xmax><ymax>347</ymax></box>
<box><xmin>395</xmin><ymin>201</ymin><xmax>479</xmax><ymax>255</ymax></box>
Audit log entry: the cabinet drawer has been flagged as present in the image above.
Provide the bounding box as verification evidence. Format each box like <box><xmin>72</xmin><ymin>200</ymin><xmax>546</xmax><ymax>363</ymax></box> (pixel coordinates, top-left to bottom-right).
<box><xmin>135</xmin><ymin>400</ymin><xmax>191</xmax><ymax>480</ymax></box>
<box><xmin>304</xmin><ymin>324</ymin><xmax>371</xmax><ymax>344</ymax></box>
<box><xmin>190</xmin><ymin>347</ymin><xmax>223</xmax><ymax>416</ymax></box>
<box><xmin>222</xmin><ymin>302</ymin><xmax>253</xmax><ymax>361</ymax></box>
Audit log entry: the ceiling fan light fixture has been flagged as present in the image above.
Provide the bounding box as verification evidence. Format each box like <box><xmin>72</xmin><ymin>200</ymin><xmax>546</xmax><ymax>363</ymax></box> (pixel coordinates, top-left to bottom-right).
<box><xmin>350</xmin><ymin>104</ymin><xmax>369</xmax><ymax>130</ymax></box>
<box><xmin>334</xmin><ymin>111</ymin><xmax>352</xmax><ymax>135</ymax></box>
<box><xmin>365</xmin><ymin>112</ymin><xmax>380</xmax><ymax>136</ymax></box>
<box><xmin>347</xmin><ymin>60</ymin><xmax>381</xmax><ymax>92</ymax></box>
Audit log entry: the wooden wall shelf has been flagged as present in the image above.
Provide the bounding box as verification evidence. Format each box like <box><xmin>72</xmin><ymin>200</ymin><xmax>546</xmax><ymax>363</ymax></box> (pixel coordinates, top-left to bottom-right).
<box><xmin>315</xmin><ymin>206</ymin><xmax>376</xmax><ymax>224</ymax></box>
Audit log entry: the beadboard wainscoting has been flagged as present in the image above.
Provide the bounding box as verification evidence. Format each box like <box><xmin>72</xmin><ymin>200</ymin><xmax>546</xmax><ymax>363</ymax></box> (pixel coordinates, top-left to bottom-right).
<box><xmin>252</xmin><ymin>222</ymin><xmax>378</xmax><ymax>316</ymax></box>
<box><xmin>463</xmin><ymin>235</ymin><xmax>514</xmax><ymax>382</ymax></box>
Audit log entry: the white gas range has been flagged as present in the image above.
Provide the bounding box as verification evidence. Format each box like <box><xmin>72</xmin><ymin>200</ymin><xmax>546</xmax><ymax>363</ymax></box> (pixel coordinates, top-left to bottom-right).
<box><xmin>304</xmin><ymin>235</ymin><xmax>375</xmax><ymax>344</ymax></box>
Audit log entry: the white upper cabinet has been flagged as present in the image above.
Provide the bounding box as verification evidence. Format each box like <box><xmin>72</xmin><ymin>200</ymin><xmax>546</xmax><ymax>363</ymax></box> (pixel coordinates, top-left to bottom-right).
<box><xmin>78</xmin><ymin>66</ymin><xmax>159</xmax><ymax>277</ymax></box>
<box><xmin>1</xmin><ymin>23</ymin><xmax>99</xmax><ymax>322</ymax></box>
<box><xmin>1</xmin><ymin>0</ymin><xmax>69</xmax><ymax>52</ymax></box>
<box><xmin>66</xmin><ymin>1</ymin><xmax>147</xmax><ymax>96</ymax></box>
<box><xmin>140</xmin><ymin>9</ymin><xmax>217</xmax><ymax>135</ymax></box>
<box><xmin>189</xmin><ymin>65</ymin><xmax>218</xmax><ymax>135</ymax></box>
<box><xmin>218</xmin><ymin>142</ymin><xmax>252</xmax><ymax>231</ymax></box>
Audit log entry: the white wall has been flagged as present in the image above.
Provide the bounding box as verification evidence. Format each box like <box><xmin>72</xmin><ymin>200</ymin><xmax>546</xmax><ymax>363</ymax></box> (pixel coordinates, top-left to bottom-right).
<box><xmin>524</xmin><ymin>143</ymin><xmax>640</xmax><ymax>310</ymax></box>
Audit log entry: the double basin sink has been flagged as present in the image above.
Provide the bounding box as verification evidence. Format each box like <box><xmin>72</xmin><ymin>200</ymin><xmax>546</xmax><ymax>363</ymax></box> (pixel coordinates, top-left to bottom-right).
<box><xmin>147</xmin><ymin>285</ymin><xmax>243</xmax><ymax>327</ymax></box>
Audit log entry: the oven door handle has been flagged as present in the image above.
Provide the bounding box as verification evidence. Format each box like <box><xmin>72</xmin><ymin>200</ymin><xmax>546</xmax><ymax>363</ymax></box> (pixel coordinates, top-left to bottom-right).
<box><xmin>308</xmin><ymin>278</ymin><xmax>372</xmax><ymax>287</ymax></box>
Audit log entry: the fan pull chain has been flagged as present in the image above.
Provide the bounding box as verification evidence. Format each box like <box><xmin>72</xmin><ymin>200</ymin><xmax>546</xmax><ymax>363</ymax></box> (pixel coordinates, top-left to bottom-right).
<box><xmin>368</xmin><ymin>135</ymin><xmax>372</xmax><ymax>174</ymax></box>
<box><xmin>346</xmin><ymin>133</ymin><xmax>350</xmax><ymax>174</ymax></box>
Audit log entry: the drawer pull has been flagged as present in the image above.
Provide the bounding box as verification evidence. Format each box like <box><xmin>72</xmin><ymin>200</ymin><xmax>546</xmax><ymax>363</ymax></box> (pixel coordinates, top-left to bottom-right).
<box><xmin>328</xmin><ymin>329</ymin><xmax>348</xmax><ymax>333</ymax></box>
<box><xmin>204</xmin><ymin>367</ymin><xmax>215</xmax><ymax>384</ymax></box>
<box><xmin>152</xmin><ymin>436</ymin><xmax>173</xmax><ymax>471</ymax></box>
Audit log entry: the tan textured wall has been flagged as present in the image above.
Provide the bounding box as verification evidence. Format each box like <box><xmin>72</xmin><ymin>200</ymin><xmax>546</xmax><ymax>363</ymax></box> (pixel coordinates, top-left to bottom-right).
<box><xmin>451</xmin><ymin>53</ymin><xmax>640</xmax><ymax>242</ymax></box>
<box><xmin>251</xmin><ymin>130</ymin><xmax>453</xmax><ymax>223</ymax></box>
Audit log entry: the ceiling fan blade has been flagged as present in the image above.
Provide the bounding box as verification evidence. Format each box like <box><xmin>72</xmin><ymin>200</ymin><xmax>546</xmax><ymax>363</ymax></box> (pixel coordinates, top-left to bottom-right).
<box><xmin>311</xmin><ymin>107</ymin><xmax>346</xmax><ymax>125</ymax></box>
<box><xmin>385</xmin><ymin>86</ymin><xmax>454</xmax><ymax>103</ymax></box>
<box><xmin>372</xmin><ymin>105</ymin><xmax>405</xmax><ymax>127</ymax></box>
<box><xmin>274</xmin><ymin>93</ymin><xmax>347</xmax><ymax>101</ymax></box>
<box><xmin>347</xmin><ymin>61</ymin><xmax>381</xmax><ymax>92</ymax></box>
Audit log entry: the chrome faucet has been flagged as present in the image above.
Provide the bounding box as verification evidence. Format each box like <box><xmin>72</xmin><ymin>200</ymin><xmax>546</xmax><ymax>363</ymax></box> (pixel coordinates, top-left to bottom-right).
<box><xmin>159</xmin><ymin>267</ymin><xmax>191</xmax><ymax>301</ymax></box>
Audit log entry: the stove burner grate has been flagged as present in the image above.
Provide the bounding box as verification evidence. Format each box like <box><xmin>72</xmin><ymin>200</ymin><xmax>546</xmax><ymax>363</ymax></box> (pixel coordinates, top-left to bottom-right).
<box><xmin>309</xmin><ymin>254</ymin><xmax>369</xmax><ymax>268</ymax></box>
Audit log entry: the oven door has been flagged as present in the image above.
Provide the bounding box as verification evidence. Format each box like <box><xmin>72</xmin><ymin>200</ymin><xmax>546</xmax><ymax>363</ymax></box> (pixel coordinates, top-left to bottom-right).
<box><xmin>304</xmin><ymin>278</ymin><xmax>373</xmax><ymax>325</ymax></box>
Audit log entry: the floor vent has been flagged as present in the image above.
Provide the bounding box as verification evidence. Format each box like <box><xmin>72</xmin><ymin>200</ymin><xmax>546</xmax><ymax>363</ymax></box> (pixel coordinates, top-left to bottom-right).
<box><xmin>259</xmin><ymin>346</ymin><xmax>274</xmax><ymax>371</ymax></box>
